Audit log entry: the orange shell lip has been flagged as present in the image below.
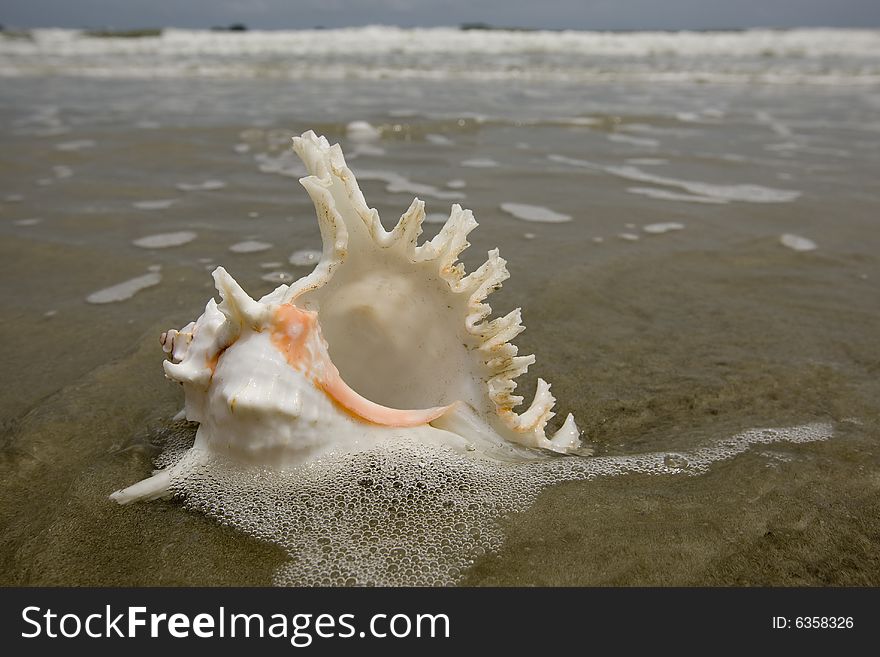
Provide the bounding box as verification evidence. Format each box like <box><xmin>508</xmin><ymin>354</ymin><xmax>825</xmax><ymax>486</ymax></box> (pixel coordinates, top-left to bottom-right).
<box><xmin>270</xmin><ymin>304</ymin><xmax>454</xmax><ymax>428</ymax></box>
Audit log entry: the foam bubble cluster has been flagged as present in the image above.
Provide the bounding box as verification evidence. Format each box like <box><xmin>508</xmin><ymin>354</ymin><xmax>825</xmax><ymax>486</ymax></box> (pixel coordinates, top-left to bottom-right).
<box><xmin>153</xmin><ymin>422</ymin><xmax>831</xmax><ymax>586</ymax></box>
<box><xmin>86</xmin><ymin>271</ymin><xmax>161</xmax><ymax>304</ymax></box>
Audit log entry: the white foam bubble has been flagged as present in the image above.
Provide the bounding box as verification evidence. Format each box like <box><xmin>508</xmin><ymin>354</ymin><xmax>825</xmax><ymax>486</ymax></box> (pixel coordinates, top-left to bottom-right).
<box><xmin>233</xmin><ymin>143</ymin><xmax>251</xmax><ymax>153</ymax></box>
<box><xmin>351</xmin><ymin>143</ymin><xmax>386</xmax><ymax>157</ymax></box>
<box><xmin>157</xmin><ymin>421</ymin><xmax>832</xmax><ymax>586</ymax></box>
<box><xmin>780</xmin><ymin>234</ymin><xmax>817</xmax><ymax>251</ymax></box>
<box><xmin>461</xmin><ymin>158</ymin><xmax>500</xmax><ymax>168</ymax></box>
<box><xmin>177</xmin><ymin>179</ymin><xmax>226</xmax><ymax>191</ymax></box>
<box><xmin>260</xmin><ymin>261</ymin><xmax>283</xmax><ymax>269</ymax></box>
<box><xmin>551</xmin><ymin>155</ymin><xmax>800</xmax><ymax>204</ymax></box>
<box><xmin>643</xmin><ymin>222</ymin><xmax>685</xmax><ymax>234</ymax></box>
<box><xmin>764</xmin><ymin>142</ymin><xmax>851</xmax><ymax>158</ymax></box>
<box><xmin>132</xmin><ymin>199</ymin><xmax>176</xmax><ymax>210</ymax></box>
<box><xmin>424</xmin><ymin>213</ymin><xmax>449</xmax><ymax>224</ymax></box>
<box><xmin>607</xmin><ymin>133</ymin><xmax>660</xmax><ymax>148</ymax></box>
<box><xmin>357</xmin><ymin>169</ymin><xmax>461</xmax><ymax>200</ymax></box>
<box><xmin>446</xmin><ymin>179</ymin><xmax>466</xmax><ymax>189</ymax></box>
<box><xmin>14</xmin><ymin>218</ymin><xmax>42</xmax><ymax>226</ymax></box>
<box><xmin>133</xmin><ymin>231</ymin><xmax>197</xmax><ymax>249</ymax></box>
<box><xmin>346</xmin><ymin>120</ymin><xmax>381</xmax><ymax>142</ymax></box>
<box><xmin>4</xmin><ymin>194</ymin><xmax>24</xmax><ymax>202</ymax></box>
<box><xmin>255</xmin><ymin>151</ymin><xmax>307</xmax><ymax>178</ymax></box>
<box><xmin>289</xmin><ymin>249</ymin><xmax>322</xmax><ymax>266</ymax></box>
<box><xmin>547</xmin><ymin>154</ymin><xmax>595</xmax><ymax>168</ymax></box>
<box><xmin>607</xmin><ymin>165</ymin><xmax>800</xmax><ymax>203</ymax></box>
<box><xmin>261</xmin><ymin>271</ymin><xmax>295</xmax><ymax>284</ymax></box>
<box><xmin>86</xmin><ymin>272</ymin><xmax>161</xmax><ymax>304</ymax></box>
<box><xmin>426</xmin><ymin>133</ymin><xmax>453</xmax><ymax>146</ymax></box>
<box><xmin>618</xmin><ymin>232</ymin><xmax>640</xmax><ymax>241</ymax></box>
<box><xmin>627</xmin><ymin>187</ymin><xmax>727</xmax><ymax>204</ymax></box>
<box><xmin>52</xmin><ymin>164</ymin><xmax>73</xmax><ymax>179</ymax></box>
<box><xmin>626</xmin><ymin>158</ymin><xmax>669</xmax><ymax>166</ymax></box>
<box><xmin>229</xmin><ymin>240</ymin><xmax>273</xmax><ymax>254</ymax></box>
<box><xmin>55</xmin><ymin>139</ymin><xmax>96</xmax><ymax>152</ymax></box>
<box><xmin>500</xmin><ymin>203</ymin><xmax>571</xmax><ymax>223</ymax></box>
<box><xmin>676</xmin><ymin>111</ymin><xmax>712</xmax><ymax>123</ymax></box>
<box><xmin>560</xmin><ymin>117</ymin><xmax>600</xmax><ymax>126</ymax></box>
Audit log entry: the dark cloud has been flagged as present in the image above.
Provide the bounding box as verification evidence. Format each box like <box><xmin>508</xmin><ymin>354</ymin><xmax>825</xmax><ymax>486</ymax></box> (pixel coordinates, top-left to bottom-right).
<box><xmin>2</xmin><ymin>0</ymin><xmax>879</xmax><ymax>30</ymax></box>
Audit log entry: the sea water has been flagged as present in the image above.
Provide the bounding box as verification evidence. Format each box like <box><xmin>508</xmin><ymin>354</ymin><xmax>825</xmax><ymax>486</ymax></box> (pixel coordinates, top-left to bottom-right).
<box><xmin>1</xmin><ymin>27</ymin><xmax>879</xmax><ymax>585</ymax></box>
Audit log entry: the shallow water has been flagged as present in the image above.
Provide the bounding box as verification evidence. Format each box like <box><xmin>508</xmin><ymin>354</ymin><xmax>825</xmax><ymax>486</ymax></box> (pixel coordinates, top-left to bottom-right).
<box><xmin>1</xmin><ymin>31</ymin><xmax>880</xmax><ymax>584</ymax></box>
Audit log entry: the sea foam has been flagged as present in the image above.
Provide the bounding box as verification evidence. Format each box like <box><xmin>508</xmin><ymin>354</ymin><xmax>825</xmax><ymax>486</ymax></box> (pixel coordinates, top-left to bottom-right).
<box><xmin>550</xmin><ymin>155</ymin><xmax>800</xmax><ymax>204</ymax></box>
<box><xmin>229</xmin><ymin>240</ymin><xmax>273</xmax><ymax>253</ymax></box>
<box><xmin>132</xmin><ymin>199</ymin><xmax>176</xmax><ymax>210</ymax></box>
<box><xmin>288</xmin><ymin>249</ymin><xmax>322</xmax><ymax>266</ymax></box>
<box><xmin>357</xmin><ymin>169</ymin><xmax>462</xmax><ymax>200</ymax></box>
<box><xmin>86</xmin><ymin>272</ymin><xmax>161</xmax><ymax>304</ymax></box>
<box><xmin>177</xmin><ymin>180</ymin><xmax>226</xmax><ymax>192</ymax></box>
<box><xmin>156</xmin><ymin>421</ymin><xmax>833</xmax><ymax>586</ymax></box>
<box><xmin>780</xmin><ymin>234</ymin><xmax>818</xmax><ymax>251</ymax></box>
<box><xmin>132</xmin><ymin>231</ymin><xmax>197</xmax><ymax>249</ymax></box>
<box><xmin>3</xmin><ymin>28</ymin><xmax>878</xmax><ymax>85</ymax></box>
<box><xmin>500</xmin><ymin>203</ymin><xmax>571</xmax><ymax>223</ymax></box>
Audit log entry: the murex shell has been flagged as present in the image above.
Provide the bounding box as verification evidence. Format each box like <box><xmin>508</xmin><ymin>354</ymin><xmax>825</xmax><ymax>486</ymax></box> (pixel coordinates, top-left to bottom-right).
<box><xmin>111</xmin><ymin>131</ymin><xmax>581</xmax><ymax>504</ymax></box>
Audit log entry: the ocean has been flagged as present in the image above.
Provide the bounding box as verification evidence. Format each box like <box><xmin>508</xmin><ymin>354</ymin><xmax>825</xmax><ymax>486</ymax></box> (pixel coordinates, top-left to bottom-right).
<box><xmin>1</xmin><ymin>27</ymin><xmax>879</xmax><ymax>585</ymax></box>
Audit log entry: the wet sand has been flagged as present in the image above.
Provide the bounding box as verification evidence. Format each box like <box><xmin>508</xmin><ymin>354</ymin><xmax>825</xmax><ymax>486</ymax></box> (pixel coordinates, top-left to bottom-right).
<box><xmin>1</xmin><ymin>72</ymin><xmax>879</xmax><ymax>585</ymax></box>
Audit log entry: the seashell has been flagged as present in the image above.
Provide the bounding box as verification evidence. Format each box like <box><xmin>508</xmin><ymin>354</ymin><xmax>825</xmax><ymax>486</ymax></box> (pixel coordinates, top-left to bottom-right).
<box><xmin>111</xmin><ymin>131</ymin><xmax>581</xmax><ymax>504</ymax></box>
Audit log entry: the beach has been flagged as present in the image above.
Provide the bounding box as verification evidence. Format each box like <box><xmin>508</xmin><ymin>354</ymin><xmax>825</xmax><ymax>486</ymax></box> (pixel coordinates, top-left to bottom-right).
<box><xmin>1</xmin><ymin>27</ymin><xmax>879</xmax><ymax>585</ymax></box>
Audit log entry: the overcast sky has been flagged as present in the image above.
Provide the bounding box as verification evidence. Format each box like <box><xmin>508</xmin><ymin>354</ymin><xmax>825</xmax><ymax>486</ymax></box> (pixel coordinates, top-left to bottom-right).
<box><xmin>2</xmin><ymin>0</ymin><xmax>879</xmax><ymax>31</ymax></box>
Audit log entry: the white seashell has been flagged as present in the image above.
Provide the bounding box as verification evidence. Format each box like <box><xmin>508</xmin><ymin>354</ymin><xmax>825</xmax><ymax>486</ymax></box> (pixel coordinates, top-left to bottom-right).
<box><xmin>111</xmin><ymin>131</ymin><xmax>581</xmax><ymax>504</ymax></box>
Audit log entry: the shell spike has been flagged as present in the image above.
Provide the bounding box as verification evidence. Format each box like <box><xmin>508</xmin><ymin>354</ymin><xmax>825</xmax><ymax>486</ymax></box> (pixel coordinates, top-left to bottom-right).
<box><xmin>420</xmin><ymin>204</ymin><xmax>477</xmax><ymax>267</ymax></box>
<box><xmin>282</xmin><ymin>175</ymin><xmax>349</xmax><ymax>303</ymax></box>
<box><xmin>549</xmin><ymin>413</ymin><xmax>581</xmax><ymax>452</ymax></box>
<box><xmin>291</xmin><ymin>131</ymin><xmax>333</xmax><ymax>178</ymax></box>
<box><xmin>513</xmin><ymin>377</ymin><xmax>556</xmax><ymax>433</ymax></box>
<box><xmin>294</xmin><ymin>133</ymin><xmax>382</xmax><ymax>241</ymax></box>
<box><xmin>389</xmin><ymin>198</ymin><xmax>425</xmax><ymax>254</ymax></box>
<box><xmin>213</xmin><ymin>266</ymin><xmax>266</xmax><ymax>329</ymax></box>
<box><xmin>110</xmin><ymin>468</ymin><xmax>172</xmax><ymax>505</ymax></box>
<box><xmin>476</xmin><ymin>308</ymin><xmax>524</xmax><ymax>342</ymax></box>
<box><xmin>463</xmin><ymin>248</ymin><xmax>510</xmax><ymax>300</ymax></box>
